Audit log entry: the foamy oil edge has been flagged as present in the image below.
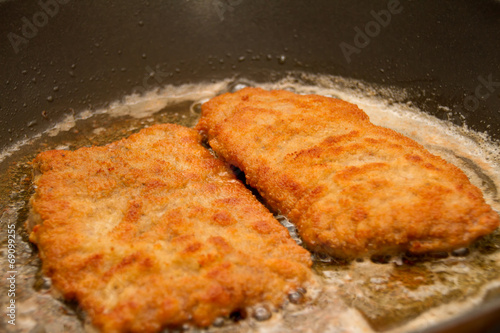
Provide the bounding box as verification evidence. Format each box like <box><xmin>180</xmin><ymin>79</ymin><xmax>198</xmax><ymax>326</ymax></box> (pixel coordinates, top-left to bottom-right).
<box><xmin>0</xmin><ymin>80</ymin><xmax>233</xmax><ymax>164</ymax></box>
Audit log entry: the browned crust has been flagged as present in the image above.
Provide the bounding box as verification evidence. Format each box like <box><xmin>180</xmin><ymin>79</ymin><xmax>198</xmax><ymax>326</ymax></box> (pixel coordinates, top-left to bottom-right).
<box><xmin>29</xmin><ymin>124</ymin><xmax>312</xmax><ymax>333</ymax></box>
<box><xmin>196</xmin><ymin>87</ymin><xmax>500</xmax><ymax>258</ymax></box>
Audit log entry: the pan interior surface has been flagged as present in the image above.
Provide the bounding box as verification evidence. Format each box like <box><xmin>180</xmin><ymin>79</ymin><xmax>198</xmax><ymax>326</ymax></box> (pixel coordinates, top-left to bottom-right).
<box><xmin>1</xmin><ymin>72</ymin><xmax>500</xmax><ymax>333</ymax></box>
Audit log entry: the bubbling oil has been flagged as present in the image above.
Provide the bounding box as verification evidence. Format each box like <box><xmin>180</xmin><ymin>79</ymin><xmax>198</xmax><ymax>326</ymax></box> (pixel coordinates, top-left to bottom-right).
<box><xmin>1</xmin><ymin>72</ymin><xmax>500</xmax><ymax>333</ymax></box>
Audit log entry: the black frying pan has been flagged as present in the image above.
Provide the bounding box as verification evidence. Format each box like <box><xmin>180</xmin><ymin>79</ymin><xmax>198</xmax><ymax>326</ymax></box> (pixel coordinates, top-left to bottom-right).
<box><xmin>1</xmin><ymin>1</ymin><xmax>500</xmax><ymax>332</ymax></box>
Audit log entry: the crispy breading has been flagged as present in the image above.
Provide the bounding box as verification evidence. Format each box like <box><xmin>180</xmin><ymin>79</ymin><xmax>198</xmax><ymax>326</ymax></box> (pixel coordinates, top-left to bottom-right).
<box><xmin>29</xmin><ymin>124</ymin><xmax>312</xmax><ymax>333</ymax></box>
<box><xmin>196</xmin><ymin>88</ymin><xmax>500</xmax><ymax>258</ymax></box>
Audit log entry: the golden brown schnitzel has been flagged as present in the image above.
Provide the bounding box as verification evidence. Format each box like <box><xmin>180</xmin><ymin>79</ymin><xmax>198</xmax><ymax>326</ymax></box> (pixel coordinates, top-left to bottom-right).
<box><xmin>196</xmin><ymin>87</ymin><xmax>499</xmax><ymax>259</ymax></box>
<box><xmin>29</xmin><ymin>124</ymin><xmax>312</xmax><ymax>333</ymax></box>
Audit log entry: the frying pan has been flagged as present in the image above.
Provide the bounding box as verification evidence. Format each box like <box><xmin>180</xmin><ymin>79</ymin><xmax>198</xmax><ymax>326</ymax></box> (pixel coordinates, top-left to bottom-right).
<box><xmin>1</xmin><ymin>0</ymin><xmax>500</xmax><ymax>332</ymax></box>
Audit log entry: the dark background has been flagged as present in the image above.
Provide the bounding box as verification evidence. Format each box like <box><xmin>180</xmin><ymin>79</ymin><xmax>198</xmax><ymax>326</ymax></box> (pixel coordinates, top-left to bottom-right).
<box><xmin>1</xmin><ymin>0</ymin><xmax>500</xmax><ymax>150</ymax></box>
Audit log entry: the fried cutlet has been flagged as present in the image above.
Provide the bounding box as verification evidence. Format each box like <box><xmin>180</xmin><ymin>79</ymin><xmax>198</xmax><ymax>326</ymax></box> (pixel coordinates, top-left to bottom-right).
<box><xmin>28</xmin><ymin>124</ymin><xmax>312</xmax><ymax>333</ymax></box>
<box><xmin>196</xmin><ymin>88</ymin><xmax>500</xmax><ymax>259</ymax></box>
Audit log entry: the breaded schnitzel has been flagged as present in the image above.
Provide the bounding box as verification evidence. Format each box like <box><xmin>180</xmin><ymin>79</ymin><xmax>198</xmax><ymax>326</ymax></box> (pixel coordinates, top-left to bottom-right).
<box><xmin>196</xmin><ymin>88</ymin><xmax>499</xmax><ymax>258</ymax></box>
<box><xmin>29</xmin><ymin>124</ymin><xmax>312</xmax><ymax>333</ymax></box>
